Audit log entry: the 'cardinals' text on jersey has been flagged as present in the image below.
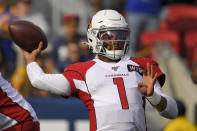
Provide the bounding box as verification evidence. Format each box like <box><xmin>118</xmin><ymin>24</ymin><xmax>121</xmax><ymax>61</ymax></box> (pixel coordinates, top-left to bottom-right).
<box><xmin>62</xmin><ymin>56</ymin><xmax>165</xmax><ymax>131</ymax></box>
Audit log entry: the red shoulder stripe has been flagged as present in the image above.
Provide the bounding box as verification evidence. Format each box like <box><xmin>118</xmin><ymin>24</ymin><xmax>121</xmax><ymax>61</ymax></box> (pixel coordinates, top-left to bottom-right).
<box><xmin>62</xmin><ymin>61</ymin><xmax>96</xmax><ymax>97</ymax></box>
<box><xmin>0</xmin><ymin>89</ymin><xmax>33</xmax><ymax>123</ymax></box>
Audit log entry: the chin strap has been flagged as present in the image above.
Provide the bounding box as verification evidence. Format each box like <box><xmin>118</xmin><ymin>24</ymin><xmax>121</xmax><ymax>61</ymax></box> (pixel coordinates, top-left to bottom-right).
<box><xmin>105</xmin><ymin>49</ymin><xmax>124</xmax><ymax>60</ymax></box>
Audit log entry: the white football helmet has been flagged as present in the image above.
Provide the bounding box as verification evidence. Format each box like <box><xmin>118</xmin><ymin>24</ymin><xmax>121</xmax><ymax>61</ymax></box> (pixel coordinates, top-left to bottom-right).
<box><xmin>87</xmin><ymin>9</ymin><xmax>130</xmax><ymax>60</ymax></box>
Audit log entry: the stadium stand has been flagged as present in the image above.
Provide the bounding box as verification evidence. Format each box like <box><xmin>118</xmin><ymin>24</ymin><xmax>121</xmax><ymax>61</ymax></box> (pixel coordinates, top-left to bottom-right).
<box><xmin>139</xmin><ymin>30</ymin><xmax>180</xmax><ymax>57</ymax></box>
<box><xmin>167</xmin><ymin>4</ymin><xmax>197</xmax><ymax>33</ymax></box>
<box><xmin>166</xmin><ymin>4</ymin><xmax>197</xmax><ymax>58</ymax></box>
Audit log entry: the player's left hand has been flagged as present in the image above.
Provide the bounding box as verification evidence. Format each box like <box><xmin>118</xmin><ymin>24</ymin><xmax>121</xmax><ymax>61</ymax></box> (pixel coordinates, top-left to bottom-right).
<box><xmin>138</xmin><ymin>63</ymin><xmax>157</xmax><ymax>97</ymax></box>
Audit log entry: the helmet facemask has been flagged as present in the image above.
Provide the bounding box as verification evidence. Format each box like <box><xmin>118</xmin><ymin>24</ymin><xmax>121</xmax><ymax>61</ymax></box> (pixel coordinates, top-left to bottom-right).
<box><xmin>96</xmin><ymin>27</ymin><xmax>130</xmax><ymax>60</ymax></box>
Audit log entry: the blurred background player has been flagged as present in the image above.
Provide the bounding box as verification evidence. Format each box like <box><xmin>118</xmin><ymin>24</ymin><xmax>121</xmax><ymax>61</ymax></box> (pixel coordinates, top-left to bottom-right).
<box><xmin>51</xmin><ymin>13</ymin><xmax>93</xmax><ymax>73</ymax></box>
<box><xmin>0</xmin><ymin>72</ymin><xmax>39</xmax><ymax>131</ymax></box>
<box><xmin>51</xmin><ymin>13</ymin><xmax>84</xmax><ymax>72</ymax></box>
<box><xmin>22</xmin><ymin>9</ymin><xmax>178</xmax><ymax>131</ymax></box>
<box><xmin>0</xmin><ymin>0</ymin><xmax>17</xmax><ymax>78</ymax></box>
<box><xmin>55</xmin><ymin>40</ymin><xmax>82</xmax><ymax>73</ymax></box>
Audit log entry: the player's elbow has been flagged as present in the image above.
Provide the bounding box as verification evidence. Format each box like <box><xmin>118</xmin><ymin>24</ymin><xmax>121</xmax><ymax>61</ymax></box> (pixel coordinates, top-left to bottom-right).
<box><xmin>160</xmin><ymin>107</ymin><xmax>178</xmax><ymax>119</ymax></box>
<box><xmin>169</xmin><ymin>104</ymin><xmax>178</xmax><ymax>119</ymax></box>
<box><xmin>31</xmin><ymin>78</ymin><xmax>42</xmax><ymax>89</ymax></box>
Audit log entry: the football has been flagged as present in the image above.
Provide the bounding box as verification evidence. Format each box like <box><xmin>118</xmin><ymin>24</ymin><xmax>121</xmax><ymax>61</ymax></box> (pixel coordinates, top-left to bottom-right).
<box><xmin>8</xmin><ymin>20</ymin><xmax>48</xmax><ymax>52</ymax></box>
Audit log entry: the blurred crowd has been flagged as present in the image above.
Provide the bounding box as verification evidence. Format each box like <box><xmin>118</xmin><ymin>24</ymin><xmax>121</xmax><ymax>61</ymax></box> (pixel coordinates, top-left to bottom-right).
<box><xmin>0</xmin><ymin>0</ymin><xmax>197</xmax><ymax>99</ymax></box>
<box><xmin>1</xmin><ymin>0</ymin><xmax>197</xmax><ymax>130</ymax></box>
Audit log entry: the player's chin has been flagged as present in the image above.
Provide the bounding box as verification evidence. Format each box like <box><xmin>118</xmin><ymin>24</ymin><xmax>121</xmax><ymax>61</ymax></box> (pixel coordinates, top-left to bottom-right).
<box><xmin>113</xmin><ymin>47</ymin><xmax>119</xmax><ymax>50</ymax></box>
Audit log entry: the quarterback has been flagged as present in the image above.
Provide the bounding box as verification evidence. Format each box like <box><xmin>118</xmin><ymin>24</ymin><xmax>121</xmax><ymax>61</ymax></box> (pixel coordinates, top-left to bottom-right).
<box><xmin>23</xmin><ymin>10</ymin><xmax>178</xmax><ymax>131</ymax></box>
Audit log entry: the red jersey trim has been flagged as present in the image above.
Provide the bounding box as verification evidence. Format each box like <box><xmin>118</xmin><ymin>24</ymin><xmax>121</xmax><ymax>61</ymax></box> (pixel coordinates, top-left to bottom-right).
<box><xmin>62</xmin><ymin>60</ymin><xmax>97</xmax><ymax>130</ymax></box>
<box><xmin>0</xmin><ymin>88</ymin><xmax>33</xmax><ymax>123</ymax></box>
<box><xmin>142</xmin><ymin>96</ymin><xmax>147</xmax><ymax>131</ymax></box>
<box><xmin>62</xmin><ymin>60</ymin><xmax>96</xmax><ymax>97</ymax></box>
<box><xmin>78</xmin><ymin>90</ymin><xmax>97</xmax><ymax>131</ymax></box>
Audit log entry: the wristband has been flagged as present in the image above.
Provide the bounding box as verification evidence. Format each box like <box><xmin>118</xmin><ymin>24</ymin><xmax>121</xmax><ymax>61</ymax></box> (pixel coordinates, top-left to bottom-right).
<box><xmin>146</xmin><ymin>92</ymin><xmax>161</xmax><ymax>106</ymax></box>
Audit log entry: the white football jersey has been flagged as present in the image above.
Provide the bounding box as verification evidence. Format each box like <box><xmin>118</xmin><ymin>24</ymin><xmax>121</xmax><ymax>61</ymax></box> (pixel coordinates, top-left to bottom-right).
<box><xmin>0</xmin><ymin>73</ymin><xmax>38</xmax><ymax>130</ymax></box>
<box><xmin>27</xmin><ymin>55</ymin><xmax>179</xmax><ymax>131</ymax></box>
<box><xmin>62</xmin><ymin>56</ymin><xmax>165</xmax><ymax>131</ymax></box>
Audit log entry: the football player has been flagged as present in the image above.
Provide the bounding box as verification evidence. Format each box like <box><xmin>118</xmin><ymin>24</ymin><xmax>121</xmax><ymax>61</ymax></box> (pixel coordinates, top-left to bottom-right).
<box><xmin>23</xmin><ymin>10</ymin><xmax>178</xmax><ymax>131</ymax></box>
<box><xmin>0</xmin><ymin>73</ymin><xmax>39</xmax><ymax>131</ymax></box>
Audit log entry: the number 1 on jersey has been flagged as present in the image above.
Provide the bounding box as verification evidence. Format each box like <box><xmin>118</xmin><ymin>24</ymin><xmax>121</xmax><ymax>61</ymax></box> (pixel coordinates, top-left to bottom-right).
<box><xmin>113</xmin><ymin>77</ymin><xmax>129</xmax><ymax>109</ymax></box>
